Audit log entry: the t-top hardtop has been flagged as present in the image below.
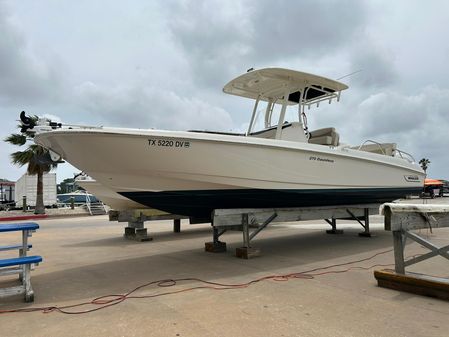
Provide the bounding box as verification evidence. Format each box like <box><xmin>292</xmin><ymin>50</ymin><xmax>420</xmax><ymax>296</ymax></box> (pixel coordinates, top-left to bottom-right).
<box><xmin>223</xmin><ymin>67</ymin><xmax>348</xmax><ymax>106</ymax></box>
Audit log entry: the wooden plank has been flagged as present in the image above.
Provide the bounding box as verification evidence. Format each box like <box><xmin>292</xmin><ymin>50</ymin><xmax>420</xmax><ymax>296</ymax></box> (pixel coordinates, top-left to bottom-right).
<box><xmin>0</xmin><ymin>266</ymin><xmax>22</xmax><ymax>276</ymax></box>
<box><xmin>117</xmin><ymin>209</ymin><xmax>169</xmax><ymax>222</ymax></box>
<box><xmin>213</xmin><ymin>204</ymin><xmax>379</xmax><ymax>227</ymax></box>
<box><xmin>214</xmin><ymin>204</ymin><xmax>380</xmax><ymax>216</ymax></box>
<box><xmin>392</xmin><ymin>231</ymin><xmax>405</xmax><ymax>274</ymax></box>
<box><xmin>112</xmin><ymin>208</ymin><xmax>187</xmax><ymax>223</ymax></box>
<box><xmin>383</xmin><ymin>203</ymin><xmax>449</xmax><ymax>231</ymax></box>
<box><xmin>385</xmin><ymin>211</ymin><xmax>449</xmax><ymax>231</ymax></box>
<box><xmin>374</xmin><ymin>269</ymin><xmax>449</xmax><ymax>301</ymax></box>
<box><xmin>0</xmin><ymin>285</ymin><xmax>24</xmax><ymax>297</ymax></box>
<box><xmin>382</xmin><ymin>203</ymin><xmax>449</xmax><ymax>214</ymax></box>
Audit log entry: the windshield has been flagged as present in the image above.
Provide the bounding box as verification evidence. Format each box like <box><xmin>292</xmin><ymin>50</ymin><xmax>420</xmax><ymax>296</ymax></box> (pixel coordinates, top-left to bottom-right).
<box><xmin>250</xmin><ymin>101</ymin><xmax>300</xmax><ymax>133</ymax></box>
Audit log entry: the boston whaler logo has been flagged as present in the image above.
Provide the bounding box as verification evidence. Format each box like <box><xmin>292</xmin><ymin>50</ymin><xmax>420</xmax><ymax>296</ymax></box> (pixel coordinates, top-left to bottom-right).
<box><xmin>404</xmin><ymin>175</ymin><xmax>420</xmax><ymax>182</ymax></box>
<box><xmin>148</xmin><ymin>138</ymin><xmax>191</xmax><ymax>148</ymax></box>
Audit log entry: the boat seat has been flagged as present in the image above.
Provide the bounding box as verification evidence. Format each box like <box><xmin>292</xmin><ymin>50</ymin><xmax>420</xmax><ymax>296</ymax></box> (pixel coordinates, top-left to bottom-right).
<box><xmin>308</xmin><ymin>127</ymin><xmax>339</xmax><ymax>146</ymax></box>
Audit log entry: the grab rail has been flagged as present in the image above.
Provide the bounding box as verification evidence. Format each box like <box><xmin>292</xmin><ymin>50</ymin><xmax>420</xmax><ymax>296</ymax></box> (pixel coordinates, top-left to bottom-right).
<box><xmin>357</xmin><ymin>140</ymin><xmax>387</xmax><ymax>156</ymax></box>
<box><xmin>394</xmin><ymin>149</ymin><xmax>415</xmax><ymax>163</ymax></box>
<box><xmin>357</xmin><ymin>140</ymin><xmax>415</xmax><ymax>163</ymax></box>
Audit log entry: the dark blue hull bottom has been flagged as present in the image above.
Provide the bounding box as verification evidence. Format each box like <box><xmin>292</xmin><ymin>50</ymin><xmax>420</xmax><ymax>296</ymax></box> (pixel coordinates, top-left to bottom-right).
<box><xmin>120</xmin><ymin>187</ymin><xmax>422</xmax><ymax>220</ymax></box>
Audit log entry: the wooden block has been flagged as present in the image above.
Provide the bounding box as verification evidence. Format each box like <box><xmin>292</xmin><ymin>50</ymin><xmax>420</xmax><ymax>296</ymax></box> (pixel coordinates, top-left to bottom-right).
<box><xmin>108</xmin><ymin>210</ymin><xmax>119</xmax><ymax>221</ymax></box>
<box><xmin>374</xmin><ymin>269</ymin><xmax>449</xmax><ymax>301</ymax></box>
<box><xmin>326</xmin><ymin>229</ymin><xmax>344</xmax><ymax>234</ymax></box>
<box><xmin>205</xmin><ymin>241</ymin><xmax>227</xmax><ymax>253</ymax></box>
<box><xmin>358</xmin><ymin>232</ymin><xmax>373</xmax><ymax>237</ymax></box>
<box><xmin>134</xmin><ymin>228</ymin><xmax>152</xmax><ymax>242</ymax></box>
<box><xmin>124</xmin><ymin>227</ymin><xmax>136</xmax><ymax>237</ymax></box>
<box><xmin>123</xmin><ymin>227</ymin><xmax>152</xmax><ymax>241</ymax></box>
<box><xmin>235</xmin><ymin>247</ymin><xmax>261</xmax><ymax>259</ymax></box>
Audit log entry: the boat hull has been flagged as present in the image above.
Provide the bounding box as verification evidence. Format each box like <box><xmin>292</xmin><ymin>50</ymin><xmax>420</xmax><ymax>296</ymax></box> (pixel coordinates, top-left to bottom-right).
<box><xmin>120</xmin><ymin>187</ymin><xmax>421</xmax><ymax>218</ymax></box>
<box><xmin>76</xmin><ymin>179</ymin><xmax>147</xmax><ymax>210</ymax></box>
<box><xmin>34</xmin><ymin>128</ymin><xmax>425</xmax><ymax>218</ymax></box>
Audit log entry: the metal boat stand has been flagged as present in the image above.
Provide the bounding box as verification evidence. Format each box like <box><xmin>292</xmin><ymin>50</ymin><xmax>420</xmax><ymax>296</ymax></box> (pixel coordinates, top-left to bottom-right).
<box><xmin>347</xmin><ymin>208</ymin><xmax>372</xmax><ymax>237</ymax></box>
<box><xmin>109</xmin><ymin>209</ymin><xmax>187</xmax><ymax>242</ymax></box>
<box><xmin>205</xmin><ymin>204</ymin><xmax>380</xmax><ymax>259</ymax></box>
<box><xmin>374</xmin><ymin>203</ymin><xmax>449</xmax><ymax>300</ymax></box>
<box><xmin>324</xmin><ymin>208</ymin><xmax>371</xmax><ymax>236</ymax></box>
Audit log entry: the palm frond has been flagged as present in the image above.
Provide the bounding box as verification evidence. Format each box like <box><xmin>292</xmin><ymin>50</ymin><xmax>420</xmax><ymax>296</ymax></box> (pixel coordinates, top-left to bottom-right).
<box><xmin>4</xmin><ymin>133</ymin><xmax>27</xmax><ymax>146</ymax></box>
<box><xmin>10</xmin><ymin>150</ymin><xmax>35</xmax><ymax>167</ymax></box>
<box><xmin>6</xmin><ymin>116</ymin><xmax>59</xmax><ymax>173</ymax></box>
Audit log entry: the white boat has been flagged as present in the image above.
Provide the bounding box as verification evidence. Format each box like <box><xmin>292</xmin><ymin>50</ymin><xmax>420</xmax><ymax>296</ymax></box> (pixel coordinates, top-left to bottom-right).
<box><xmin>75</xmin><ymin>174</ymin><xmax>147</xmax><ymax>210</ymax></box>
<box><xmin>57</xmin><ymin>190</ymin><xmax>99</xmax><ymax>205</ymax></box>
<box><xmin>29</xmin><ymin>68</ymin><xmax>425</xmax><ymax>220</ymax></box>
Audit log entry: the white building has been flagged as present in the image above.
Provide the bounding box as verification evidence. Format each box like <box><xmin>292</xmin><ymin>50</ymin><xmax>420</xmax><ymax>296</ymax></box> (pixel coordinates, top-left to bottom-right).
<box><xmin>14</xmin><ymin>173</ymin><xmax>57</xmax><ymax>208</ymax></box>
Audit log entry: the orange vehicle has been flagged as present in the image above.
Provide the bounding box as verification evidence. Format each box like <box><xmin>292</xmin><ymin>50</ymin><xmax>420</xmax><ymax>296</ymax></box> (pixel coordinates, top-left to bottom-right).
<box><xmin>423</xmin><ymin>178</ymin><xmax>444</xmax><ymax>198</ymax></box>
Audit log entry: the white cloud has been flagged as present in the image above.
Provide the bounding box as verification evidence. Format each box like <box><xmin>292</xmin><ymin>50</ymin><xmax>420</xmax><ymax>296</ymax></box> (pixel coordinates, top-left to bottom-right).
<box><xmin>166</xmin><ymin>0</ymin><xmax>366</xmax><ymax>88</ymax></box>
<box><xmin>40</xmin><ymin>114</ymin><xmax>62</xmax><ymax>123</ymax></box>
<box><xmin>349</xmin><ymin>45</ymin><xmax>397</xmax><ymax>89</ymax></box>
<box><xmin>0</xmin><ymin>3</ymin><xmax>63</xmax><ymax>106</ymax></box>
<box><xmin>357</xmin><ymin>86</ymin><xmax>449</xmax><ymax>138</ymax></box>
<box><xmin>74</xmin><ymin>82</ymin><xmax>233</xmax><ymax>131</ymax></box>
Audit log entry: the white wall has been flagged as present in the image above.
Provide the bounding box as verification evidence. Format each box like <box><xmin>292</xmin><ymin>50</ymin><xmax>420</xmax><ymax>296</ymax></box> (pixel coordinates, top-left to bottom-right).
<box><xmin>14</xmin><ymin>173</ymin><xmax>57</xmax><ymax>207</ymax></box>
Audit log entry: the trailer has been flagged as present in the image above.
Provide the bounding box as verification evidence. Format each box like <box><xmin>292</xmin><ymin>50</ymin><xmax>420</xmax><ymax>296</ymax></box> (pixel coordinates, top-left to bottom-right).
<box><xmin>14</xmin><ymin>173</ymin><xmax>57</xmax><ymax>208</ymax></box>
<box><xmin>0</xmin><ymin>179</ymin><xmax>15</xmax><ymax>210</ymax></box>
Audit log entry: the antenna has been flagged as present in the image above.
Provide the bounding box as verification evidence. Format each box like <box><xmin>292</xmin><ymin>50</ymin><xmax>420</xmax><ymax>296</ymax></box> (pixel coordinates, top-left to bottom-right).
<box><xmin>336</xmin><ymin>69</ymin><xmax>363</xmax><ymax>81</ymax></box>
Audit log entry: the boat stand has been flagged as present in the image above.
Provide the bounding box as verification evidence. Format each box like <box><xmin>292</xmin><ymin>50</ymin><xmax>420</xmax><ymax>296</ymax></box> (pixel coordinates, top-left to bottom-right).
<box><xmin>123</xmin><ymin>221</ymin><xmax>152</xmax><ymax>242</ymax></box>
<box><xmin>109</xmin><ymin>209</ymin><xmax>187</xmax><ymax>242</ymax></box>
<box><xmin>324</xmin><ymin>218</ymin><xmax>343</xmax><ymax>234</ymax></box>
<box><xmin>205</xmin><ymin>204</ymin><xmax>379</xmax><ymax>259</ymax></box>
<box><xmin>324</xmin><ymin>208</ymin><xmax>371</xmax><ymax>236</ymax></box>
<box><xmin>347</xmin><ymin>208</ymin><xmax>372</xmax><ymax>237</ymax></box>
<box><xmin>374</xmin><ymin>203</ymin><xmax>449</xmax><ymax>300</ymax></box>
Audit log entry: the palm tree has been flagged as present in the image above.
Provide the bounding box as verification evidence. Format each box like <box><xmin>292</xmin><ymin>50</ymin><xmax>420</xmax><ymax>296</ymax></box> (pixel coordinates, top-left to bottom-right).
<box><xmin>4</xmin><ymin>124</ymin><xmax>57</xmax><ymax>214</ymax></box>
<box><xmin>419</xmin><ymin>158</ymin><xmax>430</xmax><ymax>174</ymax></box>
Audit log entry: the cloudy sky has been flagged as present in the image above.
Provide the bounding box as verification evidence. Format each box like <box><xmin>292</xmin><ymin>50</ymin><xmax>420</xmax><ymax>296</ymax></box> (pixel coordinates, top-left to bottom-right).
<box><xmin>1</xmin><ymin>0</ymin><xmax>448</xmax><ymax>183</ymax></box>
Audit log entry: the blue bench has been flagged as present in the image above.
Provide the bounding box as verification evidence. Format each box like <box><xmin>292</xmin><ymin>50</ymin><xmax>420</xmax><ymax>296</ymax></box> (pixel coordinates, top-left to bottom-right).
<box><xmin>0</xmin><ymin>244</ymin><xmax>32</xmax><ymax>252</ymax></box>
<box><xmin>0</xmin><ymin>222</ymin><xmax>41</xmax><ymax>302</ymax></box>
<box><xmin>0</xmin><ymin>256</ymin><xmax>42</xmax><ymax>268</ymax></box>
<box><xmin>0</xmin><ymin>222</ymin><xmax>39</xmax><ymax>232</ymax></box>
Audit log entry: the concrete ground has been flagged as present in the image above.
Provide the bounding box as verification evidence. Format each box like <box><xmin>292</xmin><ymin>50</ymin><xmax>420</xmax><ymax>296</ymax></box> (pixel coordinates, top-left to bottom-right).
<box><xmin>1</xmin><ymin>199</ymin><xmax>449</xmax><ymax>337</ymax></box>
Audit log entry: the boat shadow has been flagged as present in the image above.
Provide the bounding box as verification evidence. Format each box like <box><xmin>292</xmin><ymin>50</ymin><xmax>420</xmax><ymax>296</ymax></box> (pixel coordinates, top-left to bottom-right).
<box><xmin>61</xmin><ymin>226</ymin><xmax>214</xmax><ymax>248</ymax></box>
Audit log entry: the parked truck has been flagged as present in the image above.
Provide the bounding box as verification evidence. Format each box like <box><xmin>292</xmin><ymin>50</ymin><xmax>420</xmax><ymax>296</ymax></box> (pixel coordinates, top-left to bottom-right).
<box><xmin>14</xmin><ymin>173</ymin><xmax>57</xmax><ymax>208</ymax></box>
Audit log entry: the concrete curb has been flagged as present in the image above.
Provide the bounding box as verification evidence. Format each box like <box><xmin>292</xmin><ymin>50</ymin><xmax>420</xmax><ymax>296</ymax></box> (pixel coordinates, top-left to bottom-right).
<box><xmin>0</xmin><ymin>213</ymin><xmax>93</xmax><ymax>222</ymax></box>
<box><xmin>0</xmin><ymin>214</ymin><xmax>49</xmax><ymax>222</ymax></box>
